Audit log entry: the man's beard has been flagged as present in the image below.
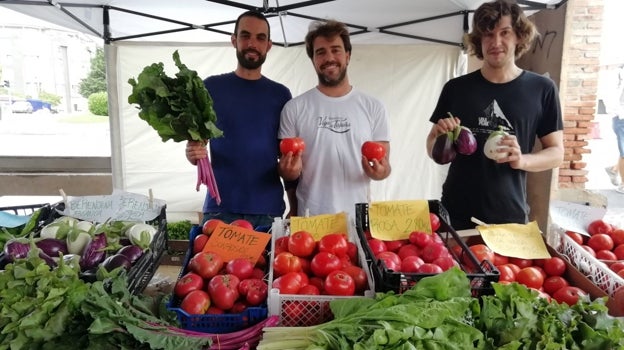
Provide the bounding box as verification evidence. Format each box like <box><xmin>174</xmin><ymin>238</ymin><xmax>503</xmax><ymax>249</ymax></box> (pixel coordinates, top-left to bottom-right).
<box><xmin>317</xmin><ymin>64</ymin><xmax>347</xmax><ymax>87</ymax></box>
<box><xmin>236</xmin><ymin>49</ymin><xmax>266</xmax><ymax>70</ymax></box>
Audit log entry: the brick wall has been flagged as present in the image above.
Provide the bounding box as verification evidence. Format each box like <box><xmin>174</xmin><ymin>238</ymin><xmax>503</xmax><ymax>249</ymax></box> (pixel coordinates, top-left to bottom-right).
<box><xmin>558</xmin><ymin>0</ymin><xmax>604</xmax><ymax>188</ymax></box>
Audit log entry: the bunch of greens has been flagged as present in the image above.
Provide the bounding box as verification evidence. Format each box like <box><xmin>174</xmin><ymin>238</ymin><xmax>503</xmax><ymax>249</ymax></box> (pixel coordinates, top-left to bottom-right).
<box><xmin>166</xmin><ymin>220</ymin><xmax>193</xmax><ymax>240</ymax></box>
<box><xmin>0</xmin><ymin>249</ymin><xmax>212</xmax><ymax>350</ymax></box>
<box><xmin>128</xmin><ymin>50</ymin><xmax>222</xmax><ymax>203</ymax></box>
<box><xmin>0</xmin><ymin>207</ymin><xmax>46</xmax><ymax>252</ymax></box>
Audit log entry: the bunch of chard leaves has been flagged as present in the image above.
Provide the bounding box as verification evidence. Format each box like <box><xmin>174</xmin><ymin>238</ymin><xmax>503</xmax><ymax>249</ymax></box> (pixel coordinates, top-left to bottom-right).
<box><xmin>0</xmin><ymin>249</ymin><xmax>211</xmax><ymax>350</ymax></box>
<box><xmin>128</xmin><ymin>50</ymin><xmax>223</xmax><ymax>143</ymax></box>
<box><xmin>0</xmin><ymin>207</ymin><xmax>45</xmax><ymax>251</ymax></box>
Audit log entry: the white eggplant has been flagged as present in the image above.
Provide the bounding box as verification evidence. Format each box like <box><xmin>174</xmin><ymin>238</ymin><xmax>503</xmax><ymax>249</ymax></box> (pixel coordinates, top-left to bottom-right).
<box><xmin>126</xmin><ymin>223</ymin><xmax>157</xmax><ymax>250</ymax></box>
<box><xmin>483</xmin><ymin>127</ymin><xmax>510</xmax><ymax>160</ymax></box>
<box><xmin>66</xmin><ymin>229</ymin><xmax>92</xmax><ymax>255</ymax></box>
<box><xmin>39</xmin><ymin>221</ymin><xmax>73</xmax><ymax>240</ymax></box>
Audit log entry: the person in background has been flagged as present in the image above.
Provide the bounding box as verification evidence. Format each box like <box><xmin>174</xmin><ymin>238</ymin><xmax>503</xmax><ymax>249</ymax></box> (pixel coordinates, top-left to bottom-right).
<box><xmin>605</xmin><ymin>115</ymin><xmax>624</xmax><ymax>193</ymax></box>
<box><xmin>278</xmin><ymin>20</ymin><xmax>392</xmax><ymax>220</ymax></box>
<box><xmin>425</xmin><ymin>0</ymin><xmax>564</xmax><ymax>230</ymax></box>
<box><xmin>185</xmin><ymin>10</ymin><xmax>292</xmax><ymax>227</ymax></box>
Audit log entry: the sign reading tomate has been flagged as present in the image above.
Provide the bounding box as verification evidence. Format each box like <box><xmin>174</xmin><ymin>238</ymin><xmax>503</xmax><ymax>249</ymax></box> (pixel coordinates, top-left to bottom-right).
<box><xmin>202</xmin><ymin>222</ymin><xmax>271</xmax><ymax>263</ymax></box>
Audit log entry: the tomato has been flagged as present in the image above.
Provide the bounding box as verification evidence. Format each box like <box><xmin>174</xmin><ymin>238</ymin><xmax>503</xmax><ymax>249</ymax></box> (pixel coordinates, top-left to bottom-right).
<box><xmin>341</xmin><ymin>265</ymin><xmax>368</xmax><ymax>293</ymax></box>
<box><xmin>238</xmin><ymin>278</ymin><xmax>268</xmax><ymax>306</ymax></box>
<box><xmin>613</xmin><ymin>244</ymin><xmax>624</xmax><ymax>260</ymax></box>
<box><xmin>367</xmin><ymin>239</ymin><xmax>388</xmax><ymax>256</ymax></box>
<box><xmin>587</xmin><ymin>233</ymin><xmax>614</xmax><ymax>252</ymax></box>
<box><xmin>552</xmin><ymin>286</ymin><xmax>587</xmax><ymax>306</ymax></box>
<box><xmin>361</xmin><ymin>141</ymin><xmax>386</xmax><ymax>161</ymax></box>
<box><xmin>432</xmin><ymin>256</ymin><xmax>457</xmax><ymax>271</ymax></box>
<box><xmin>272</xmin><ymin>271</ymin><xmax>305</xmax><ymax>294</ymax></box>
<box><xmin>397</xmin><ymin>244</ymin><xmax>421</xmax><ymax>260</ymax></box>
<box><xmin>308</xmin><ymin>276</ymin><xmax>325</xmax><ymax>293</ymax></box>
<box><xmin>508</xmin><ymin>257</ymin><xmax>533</xmax><ymax>269</ymax></box>
<box><xmin>565</xmin><ymin>231</ymin><xmax>585</xmax><ymax>245</ymax></box>
<box><xmin>273</xmin><ymin>252</ymin><xmax>303</xmax><ymax>276</ymax></box>
<box><xmin>230</xmin><ymin>301</ymin><xmax>248</xmax><ymax>314</ymax></box>
<box><xmin>180</xmin><ymin>289</ymin><xmax>211</xmax><ymax>314</ymax></box>
<box><xmin>609</xmin><ymin>261</ymin><xmax>624</xmax><ymax>273</ymax></box>
<box><xmin>250</xmin><ymin>267</ymin><xmax>265</xmax><ymax>280</ymax></box>
<box><xmin>280</xmin><ymin>137</ymin><xmax>306</xmax><ymax>155</ymax></box>
<box><xmin>282</xmin><ymin>301</ymin><xmax>306</xmax><ymax>325</ymax></box>
<box><xmin>400</xmin><ymin>255</ymin><xmax>424</xmax><ymax>273</ymax></box>
<box><xmin>581</xmin><ymin>245</ymin><xmax>596</xmax><ymax>257</ymax></box>
<box><xmin>464</xmin><ymin>244</ymin><xmax>494</xmax><ymax>270</ymax></box>
<box><xmin>274</xmin><ymin>236</ymin><xmax>290</xmax><ymax>255</ymax></box>
<box><xmin>417</xmin><ymin>263</ymin><xmax>444</xmax><ymax>274</ymax></box>
<box><xmin>493</xmin><ymin>253</ymin><xmax>509</xmax><ymax>266</ymax></box>
<box><xmin>502</xmin><ymin>263</ymin><xmax>521</xmax><ymax>276</ymax></box>
<box><xmin>324</xmin><ymin>270</ymin><xmax>355</xmax><ymax>296</ymax></box>
<box><xmin>230</xmin><ymin>219</ymin><xmax>254</xmax><ymax>230</ymax></box>
<box><xmin>542</xmin><ymin>257</ymin><xmax>566</xmax><ymax>277</ymax></box>
<box><xmin>298</xmin><ymin>284</ymin><xmax>321</xmax><ymax>295</ymax></box>
<box><xmin>587</xmin><ymin>219</ymin><xmax>614</xmax><ymax>236</ymax></box>
<box><xmin>288</xmin><ymin>230</ymin><xmax>316</xmax><ymax>257</ymax></box>
<box><xmin>206</xmin><ymin>306</ymin><xmax>224</xmax><ymax>314</ymax></box>
<box><xmin>193</xmin><ymin>234</ymin><xmax>210</xmax><ymax>254</ymax></box>
<box><xmin>225</xmin><ymin>257</ymin><xmax>255</xmax><ymax>280</ymax></box>
<box><xmin>496</xmin><ymin>264</ymin><xmax>516</xmax><ymax>282</ymax></box>
<box><xmin>420</xmin><ymin>241</ymin><xmax>449</xmax><ymax>263</ymax></box>
<box><xmin>408</xmin><ymin>231</ymin><xmax>433</xmax><ymax>248</ymax></box>
<box><xmin>376</xmin><ymin>251</ymin><xmax>402</xmax><ymax>271</ymax></box>
<box><xmin>346</xmin><ymin>242</ymin><xmax>358</xmax><ymax>262</ymax></box>
<box><xmin>188</xmin><ymin>251</ymin><xmax>224</xmax><ymax>279</ymax></box>
<box><xmin>596</xmin><ymin>249</ymin><xmax>618</xmax><ymax>261</ymax></box>
<box><xmin>318</xmin><ymin>233</ymin><xmax>349</xmax><ymax>257</ymax></box>
<box><xmin>516</xmin><ymin>267</ymin><xmax>544</xmax><ymax>289</ymax></box>
<box><xmin>174</xmin><ymin>272</ymin><xmax>204</xmax><ymax>298</ymax></box>
<box><xmin>542</xmin><ymin>275</ymin><xmax>569</xmax><ymax>295</ymax></box>
<box><xmin>429</xmin><ymin>213</ymin><xmax>441</xmax><ymax>232</ymax></box>
<box><xmin>202</xmin><ymin>218</ymin><xmax>224</xmax><ymax>236</ymax></box>
<box><xmin>610</xmin><ymin>228</ymin><xmax>624</xmax><ymax>246</ymax></box>
<box><xmin>384</xmin><ymin>239</ymin><xmax>407</xmax><ymax>252</ymax></box>
<box><xmin>310</xmin><ymin>251</ymin><xmax>342</xmax><ymax>277</ymax></box>
<box><xmin>207</xmin><ymin>274</ymin><xmax>240</xmax><ymax>310</ymax></box>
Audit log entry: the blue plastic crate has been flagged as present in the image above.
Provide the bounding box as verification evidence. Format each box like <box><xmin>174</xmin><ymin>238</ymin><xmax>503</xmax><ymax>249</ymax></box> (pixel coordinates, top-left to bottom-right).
<box><xmin>166</xmin><ymin>225</ymin><xmax>268</xmax><ymax>333</ymax></box>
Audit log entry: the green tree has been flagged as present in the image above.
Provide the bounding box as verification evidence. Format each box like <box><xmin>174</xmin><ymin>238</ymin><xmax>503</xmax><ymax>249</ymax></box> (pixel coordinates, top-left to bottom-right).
<box><xmin>79</xmin><ymin>47</ymin><xmax>106</xmax><ymax>98</ymax></box>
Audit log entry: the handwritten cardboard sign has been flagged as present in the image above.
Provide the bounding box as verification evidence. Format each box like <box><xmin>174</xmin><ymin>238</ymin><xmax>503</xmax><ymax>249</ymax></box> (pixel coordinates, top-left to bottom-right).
<box><xmin>58</xmin><ymin>189</ymin><xmax>165</xmax><ymax>222</ymax></box>
<box><xmin>202</xmin><ymin>222</ymin><xmax>271</xmax><ymax>263</ymax></box>
<box><xmin>549</xmin><ymin>200</ymin><xmax>607</xmax><ymax>236</ymax></box>
<box><xmin>477</xmin><ymin>221</ymin><xmax>550</xmax><ymax>259</ymax></box>
<box><xmin>290</xmin><ymin>212</ymin><xmax>348</xmax><ymax>241</ymax></box>
<box><xmin>369</xmin><ymin>200</ymin><xmax>430</xmax><ymax>241</ymax></box>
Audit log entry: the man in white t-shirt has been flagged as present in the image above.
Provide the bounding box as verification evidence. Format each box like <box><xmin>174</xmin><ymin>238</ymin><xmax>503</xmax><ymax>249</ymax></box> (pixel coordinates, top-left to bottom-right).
<box><xmin>278</xmin><ymin>20</ymin><xmax>392</xmax><ymax>220</ymax></box>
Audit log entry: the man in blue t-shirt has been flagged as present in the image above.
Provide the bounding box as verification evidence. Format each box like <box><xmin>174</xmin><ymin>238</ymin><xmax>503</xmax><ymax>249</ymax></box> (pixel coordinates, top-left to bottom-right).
<box><xmin>185</xmin><ymin>10</ymin><xmax>292</xmax><ymax>227</ymax></box>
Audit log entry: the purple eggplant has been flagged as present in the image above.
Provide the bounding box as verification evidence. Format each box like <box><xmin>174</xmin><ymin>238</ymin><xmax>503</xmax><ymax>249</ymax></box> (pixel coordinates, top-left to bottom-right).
<box><xmin>432</xmin><ymin>132</ymin><xmax>457</xmax><ymax>164</ymax></box>
<box><xmin>454</xmin><ymin>126</ymin><xmax>477</xmax><ymax>155</ymax></box>
<box><xmin>101</xmin><ymin>254</ymin><xmax>132</xmax><ymax>272</ymax></box>
<box><xmin>3</xmin><ymin>239</ymin><xmax>31</xmax><ymax>262</ymax></box>
<box><xmin>35</xmin><ymin>238</ymin><xmax>69</xmax><ymax>257</ymax></box>
<box><xmin>80</xmin><ymin>233</ymin><xmax>108</xmax><ymax>271</ymax></box>
<box><xmin>117</xmin><ymin>245</ymin><xmax>144</xmax><ymax>264</ymax></box>
<box><xmin>38</xmin><ymin>251</ymin><xmax>57</xmax><ymax>268</ymax></box>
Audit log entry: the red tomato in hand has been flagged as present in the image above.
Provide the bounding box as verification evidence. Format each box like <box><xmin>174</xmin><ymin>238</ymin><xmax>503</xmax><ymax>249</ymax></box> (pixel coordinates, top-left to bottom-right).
<box><xmin>188</xmin><ymin>251</ymin><xmax>224</xmax><ymax>279</ymax></box>
<box><xmin>180</xmin><ymin>289</ymin><xmax>211</xmax><ymax>315</ymax></box>
<box><xmin>361</xmin><ymin>141</ymin><xmax>386</xmax><ymax>161</ymax></box>
<box><xmin>587</xmin><ymin>219</ymin><xmax>613</xmax><ymax>236</ymax></box>
<box><xmin>318</xmin><ymin>233</ymin><xmax>349</xmax><ymax>257</ymax></box>
<box><xmin>429</xmin><ymin>213</ymin><xmax>441</xmax><ymax>232</ymax></box>
<box><xmin>174</xmin><ymin>272</ymin><xmax>204</xmax><ymax>298</ymax></box>
<box><xmin>324</xmin><ymin>270</ymin><xmax>355</xmax><ymax>296</ymax></box>
<box><xmin>288</xmin><ymin>231</ymin><xmax>316</xmax><ymax>257</ymax></box>
<box><xmin>280</xmin><ymin>137</ymin><xmax>305</xmax><ymax>155</ymax></box>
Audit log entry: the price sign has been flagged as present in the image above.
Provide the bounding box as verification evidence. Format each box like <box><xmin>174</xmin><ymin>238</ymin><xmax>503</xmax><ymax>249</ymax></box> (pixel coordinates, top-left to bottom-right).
<box><xmin>477</xmin><ymin>221</ymin><xmax>550</xmax><ymax>259</ymax></box>
<box><xmin>202</xmin><ymin>222</ymin><xmax>271</xmax><ymax>263</ymax></box>
<box><xmin>290</xmin><ymin>212</ymin><xmax>348</xmax><ymax>241</ymax></box>
<box><xmin>369</xmin><ymin>200</ymin><xmax>431</xmax><ymax>240</ymax></box>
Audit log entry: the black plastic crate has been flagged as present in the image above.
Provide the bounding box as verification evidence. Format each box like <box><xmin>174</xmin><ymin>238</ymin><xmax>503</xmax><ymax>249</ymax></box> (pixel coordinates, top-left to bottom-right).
<box><xmin>44</xmin><ymin>202</ymin><xmax>168</xmax><ymax>295</ymax></box>
<box><xmin>355</xmin><ymin>201</ymin><xmax>499</xmax><ymax>297</ymax></box>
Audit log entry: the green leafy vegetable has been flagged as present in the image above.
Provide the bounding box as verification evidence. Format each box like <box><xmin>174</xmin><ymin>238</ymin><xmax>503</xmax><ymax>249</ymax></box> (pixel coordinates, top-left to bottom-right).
<box><xmin>166</xmin><ymin>220</ymin><xmax>193</xmax><ymax>240</ymax></box>
<box><xmin>128</xmin><ymin>50</ymin><xmax>223</xmax><ymax>143</ymax></box>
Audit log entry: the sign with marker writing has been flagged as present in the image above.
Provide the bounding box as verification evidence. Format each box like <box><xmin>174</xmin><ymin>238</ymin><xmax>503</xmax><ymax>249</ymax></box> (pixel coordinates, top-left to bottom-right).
<box><xmin>203</xmin><ymin>222</ymin><xmax>271</xmax><ymax>263</ymax></box>
<box><xmin>549</xmin><ymin>200</ymin><xmax>606</xmax><ymax>236</ymax></box>
<box><xmin>290</xmin><ymin>212</ymin><xmax>348</xmax><ymax>241</ymax></box>
<box><xmin>477</xmin><ymin>221</ymin><xmax>550</xmax><ymax>259</ymax></box>
<box><xmin>58</xmin><ymin>189</ymin><xmax>165</xmax><ymax>222</ymax></box>
<box><xmin>369</xmin><ymin>200</ymin><xmax>430</xmax><ymax>241</ymax></box>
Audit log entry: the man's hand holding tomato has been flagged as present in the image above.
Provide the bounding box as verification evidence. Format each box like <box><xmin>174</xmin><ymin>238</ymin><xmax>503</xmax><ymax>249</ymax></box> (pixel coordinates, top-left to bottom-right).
<box><xmin>278</xmin><ymin>138</ymin><xmax>304</xmax><ymax>182</ymax></box>
<box><xmin>361</xmin><ymin>141</ymin><xmax>391</xmax><ymax>180</ymax></box>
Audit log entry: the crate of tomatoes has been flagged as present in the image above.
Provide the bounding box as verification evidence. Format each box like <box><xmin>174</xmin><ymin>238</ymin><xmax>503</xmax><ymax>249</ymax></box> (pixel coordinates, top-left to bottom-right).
<box><xmin>354</xmin><ymin>201</ymin><xmax>499</xmax><ymax>296</ymax></box>
<box><xmin>267</xmin><ymin>218</ymin><xmax>375</xmax><ymax>327</ymax></box>
<box><xmin>167</xmin><ymin>223</ymin><xmax>269</xmax><ymax>333</ymax></box>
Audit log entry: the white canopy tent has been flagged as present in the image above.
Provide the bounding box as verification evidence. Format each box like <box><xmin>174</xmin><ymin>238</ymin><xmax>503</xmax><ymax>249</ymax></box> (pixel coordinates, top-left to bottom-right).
<box><xmin>0</xmin><ymin>0</ymin><xmax>566</xmax><ymax>222</ymax></box>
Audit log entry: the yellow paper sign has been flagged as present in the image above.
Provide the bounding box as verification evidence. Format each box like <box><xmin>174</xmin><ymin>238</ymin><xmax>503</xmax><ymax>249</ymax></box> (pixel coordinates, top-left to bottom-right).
<box><xmin>290</xmin><ymin>212</ymin><xmax>348</xmax><ymax>241</ymax></box>
<box><xmin>476</xmin><ymin>221</ymin><xmax>551</xmax><ymax>259</ymax></box>
<box><xmin>369</xmin><ymin>200</ymin><xmax>431</xmax><ymax>241</ymax></box>
<box><xmin>202</xmin><ymin>222</ymin><xmax>271</xmax><ymax>263</ymax></box>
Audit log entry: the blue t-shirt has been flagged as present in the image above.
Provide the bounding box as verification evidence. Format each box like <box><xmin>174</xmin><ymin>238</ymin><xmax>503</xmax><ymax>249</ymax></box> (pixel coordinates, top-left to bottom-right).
<box><xmin>203</xmin><ymin>72</ymin><xmax>292</xmax><ymax>217</ymax></box>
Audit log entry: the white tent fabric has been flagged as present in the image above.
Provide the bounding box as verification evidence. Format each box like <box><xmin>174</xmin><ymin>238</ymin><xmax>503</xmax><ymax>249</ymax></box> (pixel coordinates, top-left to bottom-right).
<box><xmin>1</xmin><ymin>0</ymin><xmax>565</xmax><ymax>222</ymax></box>
<box><xmin>111</xmin><ymin>42</ymin><xmax>464</xmax><ymax>221</ymax></box>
